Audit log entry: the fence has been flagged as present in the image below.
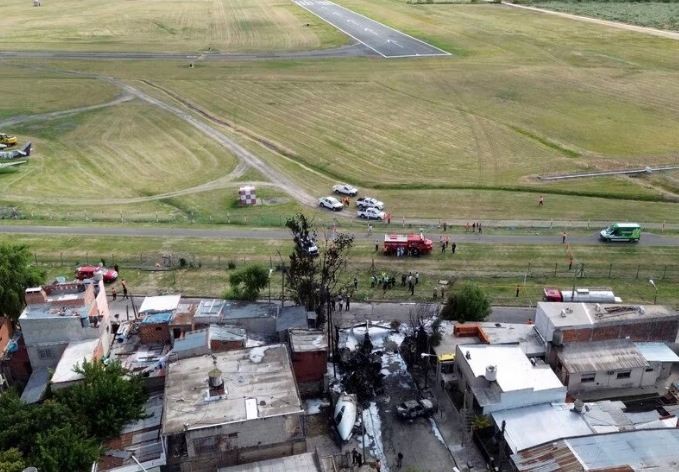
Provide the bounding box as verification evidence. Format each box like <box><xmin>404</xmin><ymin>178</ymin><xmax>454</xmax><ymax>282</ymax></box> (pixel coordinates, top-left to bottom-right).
<box><xmin>32</xmin><ymin>252</ymin><xmax>679</xmax><ymax>282</ymax></box>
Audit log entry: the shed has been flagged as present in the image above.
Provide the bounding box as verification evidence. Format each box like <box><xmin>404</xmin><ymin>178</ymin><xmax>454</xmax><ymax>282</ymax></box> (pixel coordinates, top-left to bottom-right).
<box><xmin>239</xmin><ymin>185</ymin><xmax>257</xmax><ymax>206</ymax></box>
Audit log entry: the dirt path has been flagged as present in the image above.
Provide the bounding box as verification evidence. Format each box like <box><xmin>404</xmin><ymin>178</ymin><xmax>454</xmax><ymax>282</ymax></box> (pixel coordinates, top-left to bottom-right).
<box><xmin>503</xmin><ymin>2</ymin><xmax>679</xmax><ymax>41</ymax></box>
<box><xmin>0</xmin><ymin>93</ymin><xmax>134</xmax><ymax>127</ymax></box>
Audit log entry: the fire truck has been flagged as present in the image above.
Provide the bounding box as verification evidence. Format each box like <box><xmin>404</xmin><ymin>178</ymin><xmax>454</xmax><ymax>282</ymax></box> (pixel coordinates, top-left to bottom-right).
<box><xmin>383</xmin><ymin>233</ymin><xmax>433</xmax><ymax>256</ymax></box>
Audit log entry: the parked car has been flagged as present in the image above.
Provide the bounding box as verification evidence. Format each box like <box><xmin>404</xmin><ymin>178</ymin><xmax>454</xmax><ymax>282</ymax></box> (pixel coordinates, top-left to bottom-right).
<box><xmin>332</xmin><ymin>183</ymin><xmax>358</xmax><ymax>196</ymax></box>
<box><xmin>75</xmin><ymin>265</ymin><xmax>118</xmax><ymax>283</ymax></box>
<box><xmin>356</xmin><ymin>197</ymin><xmax>384</xmax><ymax>210</ymax></box>
<box><xmin>298</xmin><ymin>236</ymin><xmax>319</xmax><ymax>257</ymax></box>
<box><xmin>396</xmin><ymin>399</ymin><xmax>436</xmax><ymax>420</ymax></box>
<box><xmin>357</xmin><ymin>207</ymin><xmax>386</xmax><ymax>220</ymax></box>
<box><xmin>320</xmin><ymin>196</ymin><xmax>344</xmax><ymax>211</ymax></box>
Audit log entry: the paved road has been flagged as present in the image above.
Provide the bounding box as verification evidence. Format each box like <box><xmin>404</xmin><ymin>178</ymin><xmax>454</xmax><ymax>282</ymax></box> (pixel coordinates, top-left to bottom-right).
<box><xmin>292</xmin><ymin>0</ymin><xmax>449</xmax><ymax>58</ymax></box>
<box><xmin>0</xmin><ymin>44</ymin><xmax>372</xmax><ymax>61</ymax></box>
<box><xmin>2</xmin><ymin>224</ymin><xmax>679</xmax><ymax>246</ymax></box>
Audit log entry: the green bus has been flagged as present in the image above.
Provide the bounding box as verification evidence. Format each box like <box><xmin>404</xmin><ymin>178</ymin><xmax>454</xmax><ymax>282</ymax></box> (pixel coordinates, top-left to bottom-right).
<box><xmin>599</xmin><ymin>223</ymin><xmax>641</xmax><ymax>242</ymax></box>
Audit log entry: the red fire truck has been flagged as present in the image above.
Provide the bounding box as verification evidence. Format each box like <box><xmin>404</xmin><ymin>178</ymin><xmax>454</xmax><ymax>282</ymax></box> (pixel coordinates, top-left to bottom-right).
<box><xmin>384</xmin><ymin>233</ymin><xmax>433</xmax><ymax>256</ymax></box>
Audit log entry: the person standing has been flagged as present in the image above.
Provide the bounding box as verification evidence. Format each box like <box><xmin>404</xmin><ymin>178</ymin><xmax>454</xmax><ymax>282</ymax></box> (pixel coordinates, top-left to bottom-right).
<box><xmin>562</xmin><ymin>232</ymin><xmax>567</xmax><ymax>244</ymax></box>
<box><xmin>352</xmin><ymin>449</ymin><xmax>359</xmax><ymax>465</ymax></box>
<box><xmin>441</xmin><ymin>240</ymin><xmax>446</xmax><ymax>254</ymax></box>
<box><xmin>338</xmin><ymin>295</ymin><xmax>343</xmax><ymax>312</ymax></box>
<box><xmin>451</xmin><ymin>242</ymin><xmax>457</xmax><ymax>254</ymax></box>
<box><xmin>478</xmin><ymin>222</ymin><xmax>482</xmax><ymax>234</ymax></box>
<box><xmin>443</xmin><ymin>222</ymin><xmax>448</xmax><ymax>232</ymax></box>
<box><xmin>415</xmin><ymin>272</ymin><xmax>419</xmax><ymax>285</ymax></box>
<box><xmin>538</xmin><ymin>195</ymin><xmax>544</xmax><ymax>207</ymax></box>
<box><xmin>397</xmin><ymin>452</ymin><xmax>404</xmax><ymax>469</ymax></box>
<box><xmin>472</xmin><ymin>222</ymin><xmax>476</xmax><ymax>232</ymax></box>
<box><xmin>516</xmin><ymin>285</ymin><xmax>520</xmax><ymax>297</ymax></box>
<box><xmin>410</xmin><ymin>282</ymin><xmax>415</xmax><ymax>296</ymax></box>
<box><xmin>354</xmin><ymin>277</ymin><xmax>358</xmax><ymax>290</ymax></box>
<box><xmin>345</xmin><ymin>294</ymin><xmax>350</xmax><ymax>311</ymax></box>
<box><xmin>111</xmin><ymin>287</ymin><xmax>117</xmax><ymax>301</ymax></box>
<box><xmin>401</xmin><ymin>273</ymin><xmax>407</xmax><ymax>287</ymax></box>
<box><xmin>121</xmin><ymin>279</ymin><xmax>129</xmax><ymax>300</ymax></box>
<box><xmin>375</xmin><ymin>239</ymin><xmax>379</xmax><ymax>252</ymax></box>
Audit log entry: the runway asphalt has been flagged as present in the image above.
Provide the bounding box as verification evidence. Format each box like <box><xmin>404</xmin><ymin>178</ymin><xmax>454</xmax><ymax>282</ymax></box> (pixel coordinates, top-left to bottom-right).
<box><xmin>292</xmin><ymin>0</ymin><xmax>450</xmax><ymax>58</ymax></box>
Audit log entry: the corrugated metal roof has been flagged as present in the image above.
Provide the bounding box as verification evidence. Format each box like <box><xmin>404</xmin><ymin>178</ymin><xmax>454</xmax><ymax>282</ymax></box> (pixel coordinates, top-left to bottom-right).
<box><xmin>635</xmin><ymin>342</ymin><xmax>679</xmax><ymax>363</ymax></box>
<box><xmin>139</xmin><ymin>295</ymin><xmax>181</xmax><ymax>314</ymax></box>
<box><xmin>513</xmin><ymin>429</ymin><xmax>679</xmax><ymax>471</ymax></box>
<box><xmin>558</xmin><ymin>339</ymin><xmax>648</xmax><ymax>373</ymax></box>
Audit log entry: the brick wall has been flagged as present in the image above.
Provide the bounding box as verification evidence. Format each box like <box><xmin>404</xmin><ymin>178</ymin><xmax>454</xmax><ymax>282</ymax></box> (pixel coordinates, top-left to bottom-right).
<box><xmin>139</xmin><ymin>323</ymin><xmax>171</xmax><ymax>345</ymax></box>
<box><xmin>291</xmin><ymin>350</ymin><xmax>327</xmax><ymax>383</ymax></box>
<box><xmin>210</xmin><ymin>339</ymin><xmax>245</xmax><ymax>352</ymax></box>
<box><xmin>559</xmin><ymin>319</ymin><xmax>679</xmax><ymax>345</ymax></box>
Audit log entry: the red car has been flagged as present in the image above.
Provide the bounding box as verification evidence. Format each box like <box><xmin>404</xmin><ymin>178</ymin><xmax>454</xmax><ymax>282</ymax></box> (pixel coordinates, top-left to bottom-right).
<box><xmin>75</xmin><ymin>265</ymin><xmax>118</xmax><ymax>283</ymax></box>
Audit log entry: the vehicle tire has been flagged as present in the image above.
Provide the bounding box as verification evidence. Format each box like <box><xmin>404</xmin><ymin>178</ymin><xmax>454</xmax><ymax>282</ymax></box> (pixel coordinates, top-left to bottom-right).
<box><xmin>411</xmin><ymin>248</ymin><xmax>419</xmax><ymax>257</ymax></box>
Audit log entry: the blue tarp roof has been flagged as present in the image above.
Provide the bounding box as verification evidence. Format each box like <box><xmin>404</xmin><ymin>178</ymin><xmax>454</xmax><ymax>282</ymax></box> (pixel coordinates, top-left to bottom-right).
<box><xmin>141</xmin><ymin>311</ymin><xmax>173</xmax><ymax>324</ymax></box>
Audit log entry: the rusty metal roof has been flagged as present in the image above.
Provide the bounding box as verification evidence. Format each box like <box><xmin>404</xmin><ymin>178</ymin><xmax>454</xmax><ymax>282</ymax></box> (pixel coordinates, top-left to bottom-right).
<box><xmin>557</xmin><ymin>339</ymin><xmax>648</xmax><ymax>374</ymax></box>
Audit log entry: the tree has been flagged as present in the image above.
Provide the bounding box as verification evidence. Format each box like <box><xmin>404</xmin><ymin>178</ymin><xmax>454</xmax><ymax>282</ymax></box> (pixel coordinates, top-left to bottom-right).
<box><xmin>57</xmin><ymin>359</ymin><xmax>147</xmax><ymax>441</ymax></box>
<box><xmin>285</xmin><ymin>214</ymin><xmax>354</xmax><ymax>320</ymax></box>
<box><xmin>34</xmin><ymin>423</ymin><xmax>100</xmax><ymax>472</ymax></box>
<box><xmin>226</xmin><ymin>264</ymin><xmax>269</xmax><ymax>301</ymax></box>
<box><xmin>0</xmin><ymin>244</ymin><xmax>45</xmax><ymax>324</ymax></box>
<box><xmin>0</xmin><ymin>449</ymin><xmax>25</xmax><ymax>472</ymax></box>
<box><xmin>440</xmin><ymin>282</ymin><xmax>491</xmax><ymax>322</ymax></box>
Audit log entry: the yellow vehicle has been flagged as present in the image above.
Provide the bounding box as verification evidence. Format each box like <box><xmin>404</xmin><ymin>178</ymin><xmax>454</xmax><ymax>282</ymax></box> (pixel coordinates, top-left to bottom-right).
<box><xmin>0</xmin><ymin>134</ymin><xmax>17</xmax><ymax>146</ymax></box>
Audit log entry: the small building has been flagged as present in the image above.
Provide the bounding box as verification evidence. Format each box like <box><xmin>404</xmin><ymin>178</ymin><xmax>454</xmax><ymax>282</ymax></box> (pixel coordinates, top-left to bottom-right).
<box><xmin>138</xmin><ymin>295</ymin><xmax>181</xmax><ymax>345</ymax></box>
<box><xmin>209</xmin><ymin>325</ymin><xmax>246</xmax><ymax>352</ymax></box>
<box><xmin>288</xmin><ymin>329</ymin><xmax>328</xmax><ymax>397</ymax></box>
<box><xmin>511</xmin><ymin>429</ymin><xmax>679</xmax><ymax>471</ymax></box>
<box><xmin>170</xmin><ymin>303</ymin><xmax>197</xmax><ymax>340</ymax></box>
<box><xmin>98</xmin><ymin>393</ymin><xmax>166</xmax><ymax>472</ymax></box>
<box><xmin>553</xmin><ymin>339</ymin><xmax>679</xmax><ymax>395</ymax></box>
<box><xmin>194</xmin><ymin>300</ymin><xmax>278</xmax><ymax>337</ymax></box>
<box><xmin>454</xmin><ymin>344</ymin><xmax>566</xmax><ymax>414</ymax></box>
<box><xmin>238</xmin><ymin>185</ymin><xmax>257</xmax><ymax>206</ymax></box>
<box><xmin>19</xmin><ymin>280</ymin><xmax>112</xmax><ymax>371</ymax></box>
<box><xmin>162</xmin><ymin>345</ymin><xmax>305</xmax><ymax>471</ymax></box>
<box><xmin>534</xmin><ymin>302</ymin><xmax>679</xmax><ymax>352</ymax></box>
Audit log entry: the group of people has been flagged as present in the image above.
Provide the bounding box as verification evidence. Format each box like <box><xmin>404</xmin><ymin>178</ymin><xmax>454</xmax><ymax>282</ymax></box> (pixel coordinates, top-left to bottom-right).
<box><xmin>332</xmin><ymin>292</ymin><xmax>351</xmax><ymax>312</ymax></box>
<box><xmin>439</xmin><ymin>236</ymin><xmax>457</xmax><ymax>254</ymax></box>
<box><xmin>464</xmin><ymin>221</ymin><xmax>483</xmax><ymax>233</ymax></box>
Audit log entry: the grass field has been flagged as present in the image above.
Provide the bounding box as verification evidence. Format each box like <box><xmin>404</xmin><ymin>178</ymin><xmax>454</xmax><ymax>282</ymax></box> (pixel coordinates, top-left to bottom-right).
<box><xmin>527</xmin><ymin>2</ymin><xmax>679</xmax><ymax>31</ymax></box>
<box><xmin>0</xmin><ymin>0</ymin><xmax>346</xmax><ymax>52</ymax></box>
<box><xmin>8</xmin><ymin>233</ymin><xmax>675</xmax><ymax>304</ymax></box>
<box><xmin>2</xmin><ymin>1</ymin><xmax>679</xmax><ymax>224</ymax></box>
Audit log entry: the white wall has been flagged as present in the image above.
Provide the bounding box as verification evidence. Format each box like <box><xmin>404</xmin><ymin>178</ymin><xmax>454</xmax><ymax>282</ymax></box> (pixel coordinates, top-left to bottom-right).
<box><xmin>567</xmin><ymin>366</ymin><xmax>657</xmax><ymax>392</ymax></box>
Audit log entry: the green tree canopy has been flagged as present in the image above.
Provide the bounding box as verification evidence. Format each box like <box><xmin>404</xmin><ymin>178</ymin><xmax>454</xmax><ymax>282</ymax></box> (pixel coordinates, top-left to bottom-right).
<box><xmin>34</xmin><ymin>423</ymin><xmax>100</xmax><ymax>472</ymax></box>
<box><xmin>0</xmin><ymin>244</ymin><xmax>45</xmax><ymax>324</ymax></box>
<box><xmin>0</xmin><ymin>448</ymin><xmax>26</xmax><ymax>472</ymax></box>
<box><xmin>440</xmin><ymin>282</ymin><xmax>491</xmax><ymax>322</ymax></box>
<box><xmin>57</xmin><ymin>359</ymin><xmax>148</xmax><ymax>441</ymax></box>
<box><xmin>226</xmin><ymin>264</ymin><xmax>270</xmax><ymax>301</ymax></box>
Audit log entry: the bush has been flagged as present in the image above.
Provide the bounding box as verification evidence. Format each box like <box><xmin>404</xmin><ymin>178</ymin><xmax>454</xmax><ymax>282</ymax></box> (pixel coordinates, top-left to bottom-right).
<box><xmin>440</xmin><ymin>283</ymin><xmax>491</xmax><ymax>322</ymax></box>
<box><xmin>226</xmin><ymin>264</ymin><xmax>269</xmax><ymax>301</ymax></box>
<box><xmin>227</xmin><ymin>260</ymin><xmax>236</xmax><ymax>270</ymax></box>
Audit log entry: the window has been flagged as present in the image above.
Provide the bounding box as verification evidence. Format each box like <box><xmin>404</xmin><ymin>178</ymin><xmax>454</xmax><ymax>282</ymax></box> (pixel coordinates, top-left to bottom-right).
<box><xmin>581</xmin><ymin>373</ymin><xmax>595</xmax><ymax>383</ymax></box>
<box><xmin>228</xmin><ymin>432</ymin><xmax>238</xmax><ymax>438</ymax></box>
<box><xmin>37</xmin><ymin>348</ymin><xmax>54</xmax><ymax>360</ymax></box>
<box><xmin>616</xmin><ymin>371</ymin><xmax>631</xmax><ymax>379</ymax></box>
<box><xmin>645</xmin><ymin>367</ymin><xmax>655</xmax><ymax>372</ymax></box>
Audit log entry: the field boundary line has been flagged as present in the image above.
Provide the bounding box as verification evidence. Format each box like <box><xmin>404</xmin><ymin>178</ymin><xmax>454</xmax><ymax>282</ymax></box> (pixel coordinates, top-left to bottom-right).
<box><xmin>503</xmin><ymin>2</ymin><xmax>679</xmax><ymax>41</ymax></box>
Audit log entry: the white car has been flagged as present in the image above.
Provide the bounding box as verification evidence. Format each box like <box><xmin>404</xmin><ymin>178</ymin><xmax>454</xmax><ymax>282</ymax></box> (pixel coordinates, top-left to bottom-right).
<box><xmin>332</xmin><ymin>183</ymin><xmax>358</xmax><ymax>196</ymax></box>
<box><xmin>320</xmin><ymin>196</ymin><xmax>344</xmax><ymax>211</ymax></box>
<box><xmin>356</xmin><ymin>197</ymin><xmax>384</xmax><ymax>210</ymax></box>
<box><xmin>357</xmin><ymin>207</ymin><xmax>385</xmax><ymax>220</ymax></box>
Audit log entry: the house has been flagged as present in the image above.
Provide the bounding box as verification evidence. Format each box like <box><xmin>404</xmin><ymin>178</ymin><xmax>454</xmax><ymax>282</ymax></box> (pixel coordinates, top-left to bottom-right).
<box><xmin>454</xmin><ymin>344</ymin><xmax>566</xmax><ymax>415</ymax></box>
<box><xmin>138</xmin><ymin>295</ymin><xmax>181</xmax><ymax>345</ymax></box>
<box><xmin>172</xmin><ymin>327</ymin><xmax>247</xmax><ymax>360</ymax></box>
<box><xmin>433</xmin><ymin>322</ymin><xmax>545</xmax><ymax>389</ymax></box>
<box><xmin>50</xmin><ymin>338</ymin><xmax>104</xmax><ymax>390</ymax></box>
<box><xmin>194</xmin><ymin>300</ymin><xmax>278</xmax><ymax>337</ymax></box>
<box><xmin>162</xmin><ymin>345</ymin><xmax>305</xmax><ymax>471</ymax></box>
<box><xmin>19</xmin><ymin>280</ymin><xmax>112</xmax><ymax>370</ymax></box>
<box><xmin>288</xmin><ymin>329</ymin><xmax>328</xmax><ymax>397</ymax></box>
<box><xmin>553</xmin><ymin>339</ymin><xmax>679</xmax><ymax>395</ymax></box>
<box><xmin>511</xmin><ymin>429</ymin><xmax>679</xmax><ymax>471</ymax></box>
<box><xmin>534</xmin><ymin>302</ymin><xmax>679</xmax><ymax>367</ymax></box>
<box><xmin>97</xmin><ymin>393</ymin><xmax>166</xmax><ymax>472</ymax></box>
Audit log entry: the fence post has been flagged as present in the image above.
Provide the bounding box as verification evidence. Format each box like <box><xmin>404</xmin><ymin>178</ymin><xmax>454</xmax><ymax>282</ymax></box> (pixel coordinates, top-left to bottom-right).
<box><xmin>608</xmin><ymin>263</ymin><xmax>612</xmax><ymax>278</ymax></box>
<box><xmin>579</xmin><ymin>263</ymin><xmax>585</xmax><ymax>278</ymax></box>
<box><xmin>636</xmin><ymin>265</ymin><xmax>640</xmax><ymax>279</ymax></box>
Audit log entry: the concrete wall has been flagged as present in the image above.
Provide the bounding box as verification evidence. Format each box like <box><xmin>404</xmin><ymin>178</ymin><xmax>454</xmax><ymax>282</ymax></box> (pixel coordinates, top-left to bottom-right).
<box><xmin>565</xmin><ymin>366</ymin><xmax>657</xmax><ymax>393</ymax></box>
<box><xmin>174</xmin><ymin>413</ymin><xmax>305</xmax><ymax>471</ymax></box>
